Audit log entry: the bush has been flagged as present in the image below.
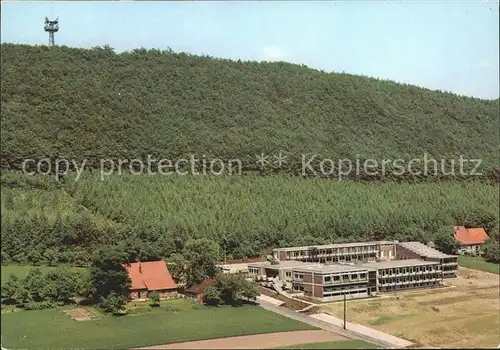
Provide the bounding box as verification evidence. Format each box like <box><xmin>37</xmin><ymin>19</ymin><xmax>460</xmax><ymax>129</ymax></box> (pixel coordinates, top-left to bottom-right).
<box><xmin>482</xmin><ymin>238</ymin><xmax>500</xmax><ymax>263</ymax></box>
<box><xmin>99</xmin><ymin>292</ymin><xmax>127</xmax><ymax>315</ymax></box>
<box><xmin>203</xmin><ymin>285</ymin><xmax>222</xmax><ymax>306</ymax></box>
<box><xmin>203</xmin><ymin>274</ymin><xmax>260</xmax><ymax>306</ymax></box>
<box><xmin>23</xmin><ymin>301</ymin><xmax>57</xmax><ymax>310</ymax></box>
<box><xmin>149</xmin><ymin>291</ymin><xmax>160</xmax><ymax>307</ymax></box>
<box><xmin>1</xmin><ymin>274</ymin><xmax>20</xmax><ymax>301</ymax></box>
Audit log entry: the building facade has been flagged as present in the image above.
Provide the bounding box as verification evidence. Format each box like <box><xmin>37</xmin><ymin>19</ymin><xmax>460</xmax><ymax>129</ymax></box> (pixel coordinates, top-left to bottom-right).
<box><xmin>272</xmin><ymin>241</ymin><xmax>396</xmax><ymax>264</ymax></box>
<box><xmin>248</xmin><ymin>260</ymin><xmax>319</xmax><ymax>290</ymax></box>
<box><xmin>248</xmin><ymin>239</ymin><xmax>458</xmax><ymax>301</ymax></box>
<box><xmin>248</xmin><ymin>258</ymin><xmax>445</xmax><ymax>301</ymax></box>
<box><xmin>272</xmin><ymin>240</ymin><xmax>457</xmax><ymax>279</ymax></box>
<box><xmin>396</xmin><ymin>242</ymin><xmax>458</xmax><ymax>278</ymax></box>
<box><xmin>291</xmin><ymin>264</ymin><xmax>371</xmax><ymax>301</ymax></box>
<box><xmin>360</xmin><ymin>259</ymin><xmax>442</xmax><ymax>292</ymax></box>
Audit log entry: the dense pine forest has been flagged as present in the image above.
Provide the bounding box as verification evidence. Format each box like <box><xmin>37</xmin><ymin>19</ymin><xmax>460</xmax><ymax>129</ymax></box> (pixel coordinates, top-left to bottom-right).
<box><xmin>0</xmin><ymin>172</ymin><xmax>498</xmax><ymax>265</ymax></box>
<box><xmin>0</xmin><ymin>44</ymin><xmax>498</xmax><ymax>265</ymax></box>
<box><xmin>1</xmin><ymin>44</ymin><xmax>499</xmax><ymax>178</ymax></box>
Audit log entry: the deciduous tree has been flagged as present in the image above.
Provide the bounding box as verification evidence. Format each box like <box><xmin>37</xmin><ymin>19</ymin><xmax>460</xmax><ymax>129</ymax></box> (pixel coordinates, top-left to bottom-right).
<box><xmin>482</xmin><ymin>238</ymin><xmax>500</xmax><ymax>263</ymax></box>
<box><xmin>183</xmin><ymin>238</ymin><xmax>219</xmax><ymax>286</ymax></box>
<box><xmin>434</xmin><ymin>227</ymin><xmax>459</xmax><ymax>254</ymax></box>
<box><xmin>89</xmin><ymin>245</ymin><xmax>131</xmax><ymax>303</ymax></box>
<box><xmin>1</xmin><ymin>274</ymin><xmax>20</xmax><ymax>301</ymax></box>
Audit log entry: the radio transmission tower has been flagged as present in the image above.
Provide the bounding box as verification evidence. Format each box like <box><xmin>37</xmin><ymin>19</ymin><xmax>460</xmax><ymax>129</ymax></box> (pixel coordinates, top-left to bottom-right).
<box><xmin>44</xmin><ymin>16</ymin><xmax>59</xmax><ymax>46</ymax></box>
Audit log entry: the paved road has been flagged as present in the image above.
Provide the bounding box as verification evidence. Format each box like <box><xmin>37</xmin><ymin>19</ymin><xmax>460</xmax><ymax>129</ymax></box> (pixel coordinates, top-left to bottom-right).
<box><xmin>256</xmin><ymin>297</ymin><xmax>411</xmax><ymax>349</ymax></box>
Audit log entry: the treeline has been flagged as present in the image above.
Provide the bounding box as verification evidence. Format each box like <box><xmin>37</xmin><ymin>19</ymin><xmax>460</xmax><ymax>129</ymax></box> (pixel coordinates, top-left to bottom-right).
<box><xmin>1</xmin><ymin>267</ymin><xmax>86</xmax><ymax>310</ymax></box>
<box><xmin>1</xmin><ymin>44</ymin><xmax>499</xmax><ymax>180</ymax></box>
<box><xmin>1</xmin><ymin>241</ymin><xmax>258</xmax><ymax>314</ymax></box>
<box><xmin>1</xmin><ymin>173</ymin><xmax>498</xmax><ymax>265</ymax></box>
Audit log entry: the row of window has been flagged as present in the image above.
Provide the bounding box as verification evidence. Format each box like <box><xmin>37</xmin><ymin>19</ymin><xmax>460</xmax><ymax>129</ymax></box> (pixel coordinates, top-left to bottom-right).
<box><xmin>380</xmin><ymin>276</ymin><xmax>439</xmax><ymax>284</ymax></box>
<box><xmin>293</xmin><ymin>273</ymin><xmax>305</xmax><ymax>279</ymax></box>
<box><xmin>381</xmin><ymin>281</ymin><xmax>437</xmax><ymax>290</ymax></box>
<box><xmin>380</xmin><ymin>272</ymin><xmax>440</xmax><ymax>279</ymax></box>
<box><xmin>379</xmin><ymin>265</ymin><xmax>438</xmax><ymax>275</ymax></box>
<box><xmin>288</xmin><ymin>246</ymin><xmax>378</xmax><ymax>257</ymax></box>
<box><xmin>291</xmin><ymin>272</ymin><xmax>369</xmax><ymax>283</ymax></box>
<box><xmin>323</xmin><ymin>284</ymin><xmax>366</xmax><ymax>293</ymax></box>
<box><xmin>323</xmin><ymin>289</ymin><xmax>367</xmax><ymax>297</ymax></box>
<box><xmin>314</xmin><ymin>254</ymin><xmax>377</xmax><ymax>264</ymax></box>
<box><xmin>324</xmin><ymin>273</ymin><xmax>367</xmax><ymax>283</ymax></box>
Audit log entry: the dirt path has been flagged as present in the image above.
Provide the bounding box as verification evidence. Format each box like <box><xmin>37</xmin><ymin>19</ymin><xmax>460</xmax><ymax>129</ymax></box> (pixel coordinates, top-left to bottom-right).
<box><xmin>136</xmin><ymin>330</ymin><xmax>345</xmax><ymax>349</ymax></box>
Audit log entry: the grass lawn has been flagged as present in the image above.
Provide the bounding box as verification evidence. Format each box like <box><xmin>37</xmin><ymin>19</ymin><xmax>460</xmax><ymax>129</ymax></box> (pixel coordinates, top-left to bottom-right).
<box><xmin>1</xmin><ymin>264</ymin><xmax>88</xmax><ymax>280</ymax></box>
<box><xmin>458</xmin><ymin>256</ymin><xmax>500</xmax><ymax>274</ymax></box>
<box><xmin>1</xmin><ymin>300</ymin><xmax>316</xmax><ymax>349</ymax></box>
<box><xmin>282</xmin><ymin>340</ymin><xmax>376</xmax><ymax>349</ymax></box>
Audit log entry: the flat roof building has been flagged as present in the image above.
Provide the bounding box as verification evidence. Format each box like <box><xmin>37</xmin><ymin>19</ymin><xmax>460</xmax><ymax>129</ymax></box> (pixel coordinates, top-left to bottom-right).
<box><xmin>250</xmin><ymin>243</ymin><xmax>456</xmax><ymax>301</ymax></box>
<box><xmin>246</xmin><ymin>238</ymin><xmax>458</xmax><ymax>301</ymax></box>
<box><xmin>273</xmin><ymin>241</ymin><xmax>396</xmax><ymax>264</ymax></box>
<box><xmin>396</xmin><ymin>242</ymin><xmax>458</xmax><ymax>278</ymax></box>
<box><xmin>358</xmin><ymin>259</ymin><xmax>442</xmax><ymax>293</ymax></box>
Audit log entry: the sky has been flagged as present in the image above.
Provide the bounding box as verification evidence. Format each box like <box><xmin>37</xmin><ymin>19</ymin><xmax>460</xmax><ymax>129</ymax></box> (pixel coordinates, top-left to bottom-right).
<box><xmin>1</xmin><ymin>1</ymin><xmax>499</xmax><ymax>99</ymax></box>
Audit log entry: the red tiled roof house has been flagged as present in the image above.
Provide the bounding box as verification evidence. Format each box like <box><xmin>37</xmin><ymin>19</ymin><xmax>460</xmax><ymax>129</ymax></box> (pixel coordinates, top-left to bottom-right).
<box><xmin>123</xmin><ymin>261</ymin><xmax>178</xmax><ymax>300</ymax></box>
<box><xmin>454</xmin><ymin>226</ymin><xmax>489</xmax><ymax>255</ymax></box>
<box><xmin>183</xmin><ymin>279</ymin><xmax>217</xmax><ymax>304</ymax></box>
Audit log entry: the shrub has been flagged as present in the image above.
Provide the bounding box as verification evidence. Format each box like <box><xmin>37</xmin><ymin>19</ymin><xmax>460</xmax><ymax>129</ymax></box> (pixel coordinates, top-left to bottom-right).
<box><xmin>99</xmin><ymin>292</ymin><xmax>127</xmax><ymax>315</ymax></box>
<box><xmin>23</xmin><ymin>301</ymin><xmax>57</xmax><ymax>311</ymax></box>
<box><xmin>203</xmin><ymin>285</ymin><xmax>222</xmax><ymax>306</ymax></box>
<box><xmin>482</xmin><ymin>238</ymin><xmax>500</xmax><ymax>263</ymax></box>
<box><xmin>149</xmin><ymin>291</ymin><xmax>160</xmax><ymax>307</ymax></box>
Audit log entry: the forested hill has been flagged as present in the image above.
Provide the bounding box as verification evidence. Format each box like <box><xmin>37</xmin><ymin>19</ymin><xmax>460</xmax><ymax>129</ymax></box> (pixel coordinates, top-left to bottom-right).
<box><xmin>1</xmin><ymin>43</ymin><xmax>499</xmax><ymax>179</ymax></box>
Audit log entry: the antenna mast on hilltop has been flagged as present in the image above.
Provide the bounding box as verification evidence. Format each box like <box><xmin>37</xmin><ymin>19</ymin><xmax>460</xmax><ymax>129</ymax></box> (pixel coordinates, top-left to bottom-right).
<box><xmin>44</xmin><ymin>16</ymin><xmax>59</xmax><ymax>46</ymax></box>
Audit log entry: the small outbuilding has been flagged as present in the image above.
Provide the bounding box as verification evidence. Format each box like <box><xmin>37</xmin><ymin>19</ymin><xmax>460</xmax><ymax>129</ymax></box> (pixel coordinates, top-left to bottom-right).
<box><xmin>454</xmin><ymin>226</ymin><xmax>489</xmax><ymax>255</ymax></box>
<box><xmin>183</xmin><ymin>278</ymin><xmax>217</xmax><ymax>304</ymax></box>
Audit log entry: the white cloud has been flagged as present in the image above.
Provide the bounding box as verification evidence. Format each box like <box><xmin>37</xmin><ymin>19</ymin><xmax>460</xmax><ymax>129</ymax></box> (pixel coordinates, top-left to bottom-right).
<box><xmin>261</xmin><ymin>45</ymin><xmax>286</xmax><ymax>61</ymax></box>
